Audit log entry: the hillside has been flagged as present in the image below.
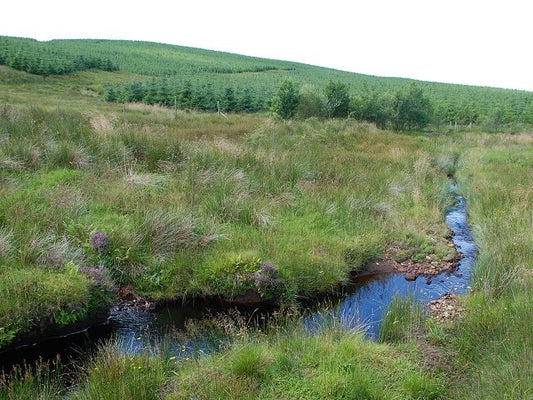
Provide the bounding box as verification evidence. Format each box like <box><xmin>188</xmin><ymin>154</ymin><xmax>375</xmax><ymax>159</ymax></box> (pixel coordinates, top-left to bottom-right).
<box><xmin>2</xmin><ymin>36</ymin><xmax>533</xmax><ymax>126</ymax></box>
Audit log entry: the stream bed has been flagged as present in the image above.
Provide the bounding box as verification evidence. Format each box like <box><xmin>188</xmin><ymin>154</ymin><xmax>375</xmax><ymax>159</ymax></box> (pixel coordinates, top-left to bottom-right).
<box><xmin>0</xmin><ymin>188</ymin><xmax>476</xmax><ymax>371</ymax></box>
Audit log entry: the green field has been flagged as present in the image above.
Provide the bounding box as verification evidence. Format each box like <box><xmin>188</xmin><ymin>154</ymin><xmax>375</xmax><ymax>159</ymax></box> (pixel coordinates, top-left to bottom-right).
<box><xmin>0</xmin><ymin>37</ymin><xmax>532</xmax><ymax>399</ymax></box>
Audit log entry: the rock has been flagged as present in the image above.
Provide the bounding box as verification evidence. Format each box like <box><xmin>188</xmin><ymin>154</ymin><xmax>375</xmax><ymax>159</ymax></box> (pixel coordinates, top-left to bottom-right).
<box><xmin>404</xmin><ymin>273</ymin><xmax>417</xmax><ymax>281</ymax></box>
<box><xmin>425</xmin><ymin>278</ymin><xmax>432</xmax><ymax>285</ymax></box>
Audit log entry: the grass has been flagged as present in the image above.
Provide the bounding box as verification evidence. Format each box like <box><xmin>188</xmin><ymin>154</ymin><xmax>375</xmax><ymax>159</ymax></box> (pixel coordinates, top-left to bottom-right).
<box><xmin>165</xmin><ymin>327</ymin><xmax>445</xmax><ymax>400</ymax></box>
<box><xmin>1</xmin><ymin>62</ymin><xmax>532</xmax><ymax>399</ymax></box>
<box><xmin>378</xmin><ymin>296</ymin><xmax>424</xmax><ymax>344</ymax></box>
<box><xmin>0</xmin><ymin>317</ymin><xmax>446</xmax><ymax>400</ymax></box>
<box><xmin>0</xmin><ymin>95</ymin><xmax>455</xmax><ymax>347</ymax></box>
<box><xmin>0</xmin><ymin>358</ymin><xmax>65</xmax><ymax>399</ymax></box>
<box><xmin>446</xmin><ymin>132</ymin><xmax>533</xmax><ymax>399</ymax></box>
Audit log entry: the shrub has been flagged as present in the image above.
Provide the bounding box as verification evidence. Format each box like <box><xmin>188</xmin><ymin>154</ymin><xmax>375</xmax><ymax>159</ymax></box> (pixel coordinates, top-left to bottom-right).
<box><xmin>270</xmin><ymin>79</ymin><xmax>299</xmax><ymax>120</ymax></box>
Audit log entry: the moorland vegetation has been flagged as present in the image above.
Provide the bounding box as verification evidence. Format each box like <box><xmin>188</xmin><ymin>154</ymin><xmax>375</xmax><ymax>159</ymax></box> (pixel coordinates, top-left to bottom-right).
<box><xmin>0</xmin><ymin>36</ymin><xmax>531</xmax><ymax>399</ymax></box>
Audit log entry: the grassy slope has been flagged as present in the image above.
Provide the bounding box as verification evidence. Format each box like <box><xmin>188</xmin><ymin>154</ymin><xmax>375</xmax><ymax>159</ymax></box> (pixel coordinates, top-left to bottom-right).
<box><xmin>3</xmin><ymin>37</ymin><xmax>529</xmax><ymax>120</ymax></box>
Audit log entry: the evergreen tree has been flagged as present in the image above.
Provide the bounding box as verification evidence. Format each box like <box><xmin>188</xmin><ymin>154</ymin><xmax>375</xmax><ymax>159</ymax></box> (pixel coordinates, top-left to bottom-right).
<box><xmin>270</xmin><ymin>79</ymin><xmax>299</xmax><ymax>119</ymax></box>
<box><xmin>179</xmin><ymin>81</ymin><xmax>193</xmax><ymax>109</ymax></box>
<box><xmin>103</xmin><ymin>84</ymin><xmax>118</xmax><ymax>102</ymax></box>
<box><xmin>239</xmin><ymin>87</ymin><xmax>256</xmax><ymax>112</ymax></box>
<box><xmin>223</xmin><ymin>87</ymin><xmax>237</xmax><ymax>112</ymax></box>
<box><xmin>156</xmin><ymin>78</ymin><xmax>171</xmax><ymax>106</ymax></box>
<box><xmin>324</xmin><ymin>80</ymin><xmax>351</xmax><ymax>118</ymax></box>
<box><xmin>144</xmin><ymin>78</ymin><xmax>158</xmax><ymax>105</ymax></box>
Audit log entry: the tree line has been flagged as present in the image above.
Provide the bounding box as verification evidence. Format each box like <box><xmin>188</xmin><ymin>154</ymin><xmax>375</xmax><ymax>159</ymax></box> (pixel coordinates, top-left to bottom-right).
<box><xmin>270</xmin><ymin>79</ymin><xmax>432</xmax><ymax>130</ymax></box>
<box><xmin>271</xmin><ymin>79</ymin><xmax>533</xmax><ymax>130</ymax></box>
<box><xmin>103</xmin><ymin>78</ymin><xmax>264</xmax><ymax>112</ymax></box>
<box><xmin>103</xmin><ymin>76</ymin><xmax>533</xmax><ymax>131</ymax></box>
<box><xmin>0</xmin><ymin>36</ymin><xmax>118</xmax><ymax>76</ymax></box>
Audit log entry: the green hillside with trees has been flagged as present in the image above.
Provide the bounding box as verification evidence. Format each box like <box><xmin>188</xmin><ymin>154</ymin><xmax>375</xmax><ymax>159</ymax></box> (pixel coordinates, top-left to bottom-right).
<box><xmin>2</xmin><ymin>36</ymin><xmax>532</xmax><ymax>130</ymax></box>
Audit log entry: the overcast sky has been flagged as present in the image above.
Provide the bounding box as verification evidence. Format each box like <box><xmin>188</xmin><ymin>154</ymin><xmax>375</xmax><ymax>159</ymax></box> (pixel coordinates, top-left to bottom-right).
<box><xmin>3</xmin><ymin>0</ymin><xmax>532</xmax><ymax>91</ymax></box>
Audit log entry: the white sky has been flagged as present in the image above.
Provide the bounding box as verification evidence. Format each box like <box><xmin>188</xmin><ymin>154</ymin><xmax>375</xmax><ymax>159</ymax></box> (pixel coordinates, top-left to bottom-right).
<box><xmin>3</xmin><ymin>0</ymin><xmax>532</xmax><ymax>91</ymax></box>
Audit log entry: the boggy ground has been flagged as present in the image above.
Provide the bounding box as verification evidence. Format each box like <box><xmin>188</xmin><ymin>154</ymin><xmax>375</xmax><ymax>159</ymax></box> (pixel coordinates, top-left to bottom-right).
<box><xmin>1</xmin><ymin>59</ymin><xmax>532</xmax><ymax>400</ymax></box>
<box><xmin>0</xmin><ymin>103</ymin><xmax>457</xmax><ymax>349</ymax></box>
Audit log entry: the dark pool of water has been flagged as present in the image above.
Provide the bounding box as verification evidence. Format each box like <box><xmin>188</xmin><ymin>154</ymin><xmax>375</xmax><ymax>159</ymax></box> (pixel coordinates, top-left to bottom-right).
<box><xmin>1</xmin><ymin>189</ymin><xmax>476</xmax><ymax>371</ymax></box>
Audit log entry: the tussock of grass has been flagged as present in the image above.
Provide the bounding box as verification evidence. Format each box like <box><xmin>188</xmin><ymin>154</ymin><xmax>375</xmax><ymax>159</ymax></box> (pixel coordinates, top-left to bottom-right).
<box><xmin>378</xmin><ymin>296</ymin><xmax>423</xmax><ymax>344</ymax></box>
<box><xmin>69</xmin><ymin>341</ymin><xmax>170</xmax><ymax>400</ymax></box>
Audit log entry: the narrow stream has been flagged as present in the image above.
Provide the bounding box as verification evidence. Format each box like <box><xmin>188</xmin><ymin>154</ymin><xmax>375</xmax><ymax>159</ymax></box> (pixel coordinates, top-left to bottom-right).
<box><xmin>0</xmin><ymin>187</ymin><xmax>476</xmax><ymax>371</ymax></box>
<box><xmin>306</xmin><ymin>190</ymin><xmax>476</xmax><ymax>337</ymax></box>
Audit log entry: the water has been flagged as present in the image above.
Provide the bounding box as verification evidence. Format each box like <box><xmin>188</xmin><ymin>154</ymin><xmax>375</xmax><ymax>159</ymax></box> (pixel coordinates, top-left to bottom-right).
<box><xmin>0</xmin><ymin>189</ymin><xmax>476</xmax><ymax>370</ymax></box>
<box><xmin>305</xmin><ymin>191</ymin><xmax>477</xmax><ymax>337</ymax></box>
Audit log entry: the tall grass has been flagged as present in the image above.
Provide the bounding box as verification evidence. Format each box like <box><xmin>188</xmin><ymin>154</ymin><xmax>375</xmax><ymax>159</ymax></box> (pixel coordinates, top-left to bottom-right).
<box><xmin>0</xmin><ymin>312</ymin><xmax>445</xmax><ymax>399</ymax></box>
<box><xmin>0</xmin><ymin>359</ymin><xmax>65</xmax><ymax>399</ymax></box>
<box><xmin>378</xmin><ymin>296</ymin><xmax>423</xmax><ymax>344</ymax></box>
<box><xmin>165</xmin><ymin>324</ymin><xmax>445</xmax><ymax>399</ymax></box>
<box><xmin>449</xmin><ymin>133</ymin><xmax>533</xmax><ymax>399</ymax></box>
<box><xmin>69</xmin><ymin>340</ymin><xmax>171</xmax><ymax>400</ymax></box>
<box><xmin>1</xmin><ymin>105</ymin><xmax>456</xmax><ymax>347</ymax></box>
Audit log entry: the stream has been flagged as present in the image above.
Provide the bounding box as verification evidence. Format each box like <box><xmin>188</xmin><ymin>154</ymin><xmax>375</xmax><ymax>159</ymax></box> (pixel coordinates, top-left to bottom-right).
<box><xmin>306</xmin><ymin>191</ymin><xmax>476</xmax><ymax>337</ymax></box>
<box><xmin>0</xmin><ymin>187</ymin><xmax>476</xmax><ymax>372</ymax></box>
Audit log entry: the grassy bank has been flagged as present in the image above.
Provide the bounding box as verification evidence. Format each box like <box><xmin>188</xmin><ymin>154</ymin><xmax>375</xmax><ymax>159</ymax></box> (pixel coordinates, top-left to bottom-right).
<box><xmin>0</xmin><ymin>102</ymin><xmax>455</xmax><ymax>347</ymax></box>
<box><xmin>0</xmin><ymin>317</ymin><xmax>445</xmax><ymax>400</ymax></box>
<box><xmin>448</xmin><ymin>133</ymin><xmax>533</xmax><ymax>399</ymax></box>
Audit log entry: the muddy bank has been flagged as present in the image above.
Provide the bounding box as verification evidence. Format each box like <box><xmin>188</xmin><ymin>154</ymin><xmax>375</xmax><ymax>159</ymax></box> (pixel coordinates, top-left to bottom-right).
<box><xmin>362</xmin><ymin>241</ymin><xmax>462</xmax><ymax>283</ymax></box>
<box><xmin>0</xmin><ymin>305</ymin><xmax>110</xmax><ymax>354</ymax></box>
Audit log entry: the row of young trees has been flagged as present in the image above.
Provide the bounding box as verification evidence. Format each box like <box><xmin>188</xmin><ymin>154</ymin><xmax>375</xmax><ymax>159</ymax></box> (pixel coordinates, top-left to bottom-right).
<box><xmin>104</xmin><ymin>76</ymin><xmax>533</xmax><ymax>130</ymax></box>
<box><xmin>103</xmin><ymin>79</ymin><xmax>265</xmax><ymax>112</ymax></box>
<box><xmin>0</xmin><ymin>37</ymin><xmax>118</xmax><ymax>76</ymax></box>
<box><xmin>271</xmin><ymin>79</ymin><xmax>432</xmax><ymax>130</ymax></box>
